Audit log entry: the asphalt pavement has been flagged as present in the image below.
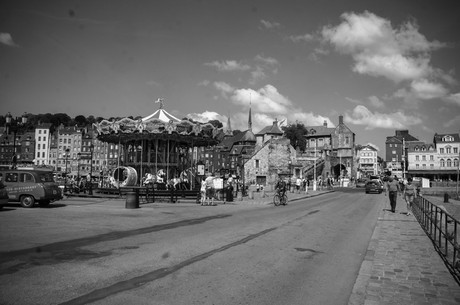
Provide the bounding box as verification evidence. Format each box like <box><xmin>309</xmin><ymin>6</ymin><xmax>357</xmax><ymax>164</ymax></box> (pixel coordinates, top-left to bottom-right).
<box><xmin>5</xmin><ymin>187</ymin><xmax>460</xmax><ymax>304</ymax></box>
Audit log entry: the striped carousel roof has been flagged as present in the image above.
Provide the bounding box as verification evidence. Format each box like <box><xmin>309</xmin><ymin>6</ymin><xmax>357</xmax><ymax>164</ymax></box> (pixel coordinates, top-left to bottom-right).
<box><xmin>142</xmin><ymin>108</ymin><xmax>180</xmax><ymax>123</ymax></box>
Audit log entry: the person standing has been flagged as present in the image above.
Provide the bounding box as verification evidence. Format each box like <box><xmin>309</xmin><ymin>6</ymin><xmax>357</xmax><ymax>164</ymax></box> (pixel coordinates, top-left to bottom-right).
<box><xmin>403</xmin><ymin>177</ymin><xmax>417</xmax><ymax>216</ymax></box>
<box><xmin>205</xmin><ymin>173</ymin><xmax>216</xmax><ymax>206</ymax></box>
<box><xmin>200</xmin><ymin>177</ymin><xmax>207</xmax><ymax>206</ymax></box>
<box><xmin>385</xmin><ymin>176</ymin><xmax>401</xmax><ymax>213</ymax></box>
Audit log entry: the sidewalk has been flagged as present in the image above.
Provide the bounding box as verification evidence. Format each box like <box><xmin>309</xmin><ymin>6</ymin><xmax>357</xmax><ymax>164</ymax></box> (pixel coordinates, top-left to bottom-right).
<box><xmin>348</xmin><ymin>198</ymin><xmax>460</xmax><ymax>305</ymax></box>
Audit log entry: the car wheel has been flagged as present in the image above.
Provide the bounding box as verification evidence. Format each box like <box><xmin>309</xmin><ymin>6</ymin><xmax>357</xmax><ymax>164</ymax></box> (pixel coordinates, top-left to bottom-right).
<box><xmin>20</xmin><ymin>195</ymin><xmax>35</xmax><ymax>208</ymax></box>
<box><xmin>365</xmin><ymin>191</ymin><xmax>369</xmax><ymax>194</ymax></box>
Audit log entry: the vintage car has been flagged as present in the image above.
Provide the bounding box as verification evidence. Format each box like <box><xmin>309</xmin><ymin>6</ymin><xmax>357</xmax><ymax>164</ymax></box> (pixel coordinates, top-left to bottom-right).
<box><xmin>0</xmin><ymin>168</ymin><xmax>63</xmax><ymax>208</ymax></box>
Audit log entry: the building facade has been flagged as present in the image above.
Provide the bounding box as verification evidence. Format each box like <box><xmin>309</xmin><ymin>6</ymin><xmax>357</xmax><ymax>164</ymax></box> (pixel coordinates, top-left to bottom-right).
<box><xmin>357</xmin><ymin>144</ymin><xmax>379</xmax><ymax>177</ymax></box>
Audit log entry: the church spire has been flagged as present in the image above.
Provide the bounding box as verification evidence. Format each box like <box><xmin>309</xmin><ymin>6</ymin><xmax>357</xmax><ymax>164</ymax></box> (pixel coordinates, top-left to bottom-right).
<box><xmin>226</xmin><ymin>115</ymin><xmax>233</xmax><ymax>136</ymax></box>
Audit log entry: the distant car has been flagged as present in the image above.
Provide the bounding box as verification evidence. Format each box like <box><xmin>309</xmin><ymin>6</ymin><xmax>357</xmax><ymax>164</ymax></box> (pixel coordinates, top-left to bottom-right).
<box><xmin>0</xmin><ymin>179</ymin><xmax>8</xmax><ymax>209</ymax></box>
<box><xmin>365</xmin><ymin>180</ymin><xmax>383</xmax><ymax>194</ymax></box>
<box><xmin>356</xmin><ymin>179</ymin><xmax>367</xmax><ymax>188</ymax></box>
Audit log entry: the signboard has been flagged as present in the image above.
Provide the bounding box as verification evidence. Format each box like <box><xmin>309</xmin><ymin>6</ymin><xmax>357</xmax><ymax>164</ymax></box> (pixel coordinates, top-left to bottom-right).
<box><xmin>213</xmin><ymin>178</ymin><xmax>223</xmax><ymax>190</ymax></box>
<box><xmin>197</xmin><ymin>164</ymin><xmax>205</xmax><ymax>176</ymax></box>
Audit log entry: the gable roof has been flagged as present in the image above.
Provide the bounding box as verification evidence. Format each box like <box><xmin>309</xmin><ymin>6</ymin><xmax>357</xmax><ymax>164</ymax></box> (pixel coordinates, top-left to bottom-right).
<box><xmin>256</xmin><ymin>120</ymin><xmax>284</xmax><ymax>136</ymax></box>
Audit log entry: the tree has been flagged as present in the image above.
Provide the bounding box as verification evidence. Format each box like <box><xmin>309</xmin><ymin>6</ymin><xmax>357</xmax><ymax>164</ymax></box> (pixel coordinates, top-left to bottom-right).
<box><xmin>282</xmin><ymin>123</ymin><xmax>308</xmax><ymax>152</ymax></box>
<box><xmin>208</xmin><ymin>119</ymin><xmax>223</xmax><ymax>128</ymax></box>
<box><xmin>74</xmin><ymin>115</ymin><xmax>88</xmax><ymax>126</ymax></box>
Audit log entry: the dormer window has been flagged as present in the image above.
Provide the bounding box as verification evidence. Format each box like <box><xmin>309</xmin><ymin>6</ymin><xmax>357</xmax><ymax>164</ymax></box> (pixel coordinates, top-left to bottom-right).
<box><xmin>442</xmin><ymin>135</ymin><xmax>454</xmax><ymax>142</ymax></box>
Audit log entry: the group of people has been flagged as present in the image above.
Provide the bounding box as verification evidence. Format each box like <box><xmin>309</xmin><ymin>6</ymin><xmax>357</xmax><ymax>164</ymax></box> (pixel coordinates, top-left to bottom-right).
<box><xmin>385</xmin><ymin>175</ymin><xmax>418</xmax><ymax>215</ymax></box>
<box><xmin>200</xmin><ymin>173</ymin><xmax>217</xmax><ymax>206</ymax></box>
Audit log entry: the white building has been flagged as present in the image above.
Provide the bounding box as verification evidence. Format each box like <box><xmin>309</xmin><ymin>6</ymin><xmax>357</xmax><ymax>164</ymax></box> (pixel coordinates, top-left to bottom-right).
<box><xmin>357</xmin><ymin>144</ymin><xmax>379</xmax><ymax>177</ymax></box>
<box><xmin>407</xmin><ymin>133</ymin><xmax>460</xmax><ymax>180</ymax></box>
<box><xmin>34</xmin><ymin>123</ymin><xmax>52</xmax><ymax>166</ymax></box>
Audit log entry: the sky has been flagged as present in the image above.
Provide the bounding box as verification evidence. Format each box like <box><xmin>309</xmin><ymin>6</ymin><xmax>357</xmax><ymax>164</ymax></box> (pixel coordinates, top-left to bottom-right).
<box><xmin>1</xmin><ymin>0</ymin><xmax>460</xmax><ymax>154</ymax></box>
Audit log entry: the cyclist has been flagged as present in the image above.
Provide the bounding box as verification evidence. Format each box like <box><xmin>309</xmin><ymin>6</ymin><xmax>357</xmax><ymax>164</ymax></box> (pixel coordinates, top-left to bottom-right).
<box><xmin>275</xmin><ymin>177</ymin><xmax>287</xmax><ymax>199</ymax></box>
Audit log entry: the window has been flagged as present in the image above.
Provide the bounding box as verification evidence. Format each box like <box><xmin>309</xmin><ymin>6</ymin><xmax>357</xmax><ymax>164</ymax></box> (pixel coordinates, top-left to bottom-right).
<box><xmin>38</xmin><ymin>136</ymin><xmax>41</xmax><ymax>141</ymax></box>
<box><xmin>5</xmin><ymin>173</ymin><xmax>18</xmax><ymax>182</ymax></box>
<box><xmin>416</xmin><ymin>164</ymin><xmax>419</xmax><ymax>169</ymax></box>
<box><xmin>37</xmin><ymin>144</ymin><xmax>40</xmax><ymax>150</ymax></box>
<box><xmin>442</xmin><ymin>135</ymin><xmax>454</xmax><ymax>142</ymax></box>
<box><xmin>345</xmin><ymin>136</ymin><xmax>349</xmax><ymax>145</ymax></box>
<box><xmin>454</xmin><ymin>159</ymin><xmax>459</xmax><ymax>167</ymax></box>
<box><xmin>389</xmin><ymin>144</ymin><xmax>392</xmax><ymax>147</ymax></box>
<box><xmin>440</xmin><ymin>159</ymin><xmax>445</xmax><ymax>167</ymax></box>
<box><xmin>416</xmin><ymin>156</ymin><xmax>419</xmax><ymax>161</ymax></box>
<box><xmin>422</xmin><ymin>164</ymin><xmax>426</xmax><ymax>168</ymax></box>
<box><xmin>430</xmin><ymin>164</ymin><xmax>434</xmax><ymax>168</ymax></box>
<box><xmin>440</xmin><ymin>148</ymin><xmax>444</xmax><ymax>154</ymax></box>
<box><xmin>392</xmin><ymin>150</ymin><xmax>396</xmax><ymax>155</ymax></box>
<box><xmin>20</xmin><ymin>173</ymin><xmax>34</xmax><ymax>183</ymax></box>
<box><xmin>454</xmin><ymin>147</ymin><xmax>458</xmax><ymax>154</ymax></box>
<box><xmin>430</xmin><ymin>155</ymin><xmax>434</xmax><ymax>161</ymax></box>
<box><xmin>255</xmin><ymin>159</ymin><xmax>260</xmax><ymax>168</ymax></box>
<box><xmin>414</xmin><ymin>146</ymin><xmax>419</xmax><ymax>151</ymax></box>
<box><xmin>422</xmin><ymin>155</ymin><xmax>426</xmax><ymax>161</ymax></box>
<box><xmin>446</xmin><ymin>147</ymin><xmax>451</xmax><ymax>154</ymax></box>
<box><xmin>447</xmin><ymin>159</ymin><xmax>452</xmax><ymax>167</ymax></box>
<box><xmin>39</xmin><ymin>130</ymin><xmax>42</xmax><ymax>134</ymax></box>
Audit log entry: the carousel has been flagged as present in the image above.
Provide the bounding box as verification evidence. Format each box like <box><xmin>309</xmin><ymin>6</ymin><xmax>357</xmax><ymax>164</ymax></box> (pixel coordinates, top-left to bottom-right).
<box><xmin>93</xmin><ymin>99</ymin><xmax>222</xmax><ymax>189</ymax></box>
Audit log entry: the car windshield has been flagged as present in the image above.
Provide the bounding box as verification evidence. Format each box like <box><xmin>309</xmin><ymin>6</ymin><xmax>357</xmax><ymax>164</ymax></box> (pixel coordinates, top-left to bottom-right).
<box><xmin>38</xmin><ymin>172</ymin><xmax>55</xmax><ymax>183</ymax></box>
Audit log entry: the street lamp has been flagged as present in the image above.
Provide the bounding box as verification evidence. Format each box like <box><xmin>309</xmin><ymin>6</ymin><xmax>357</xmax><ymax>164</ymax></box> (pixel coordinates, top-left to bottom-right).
<box><xmin>313</xmin><ymin>140</ymin><xmax>317</xmax><ymax>191</ymax></box>
<box><xmin>77</xmin><ymin>152</ymin><xmax>81</xmax><ymax>182</ymax></box>
<box><xmin>138</xmin><ymin>144</ymin><xmax>143</xmax><ymax>186</ymax></box>
<box><xmin>89</xmin><ymin>143</ymin><xmax>94</xmax><ymax>195</ymax></box>
<box><xmin>288</xmin><ymin>159</ymin><xmax>292</xmax><ymax>192</ymax></box>
<box><xmin>64</xmin><ymin>148</ymin><xmax>70</xmax><ymax>193</ymax></box>
<box><xmin>5</xmin><ymin>112</ymin><xmax>28</xmax><ymax>168</ymax></box>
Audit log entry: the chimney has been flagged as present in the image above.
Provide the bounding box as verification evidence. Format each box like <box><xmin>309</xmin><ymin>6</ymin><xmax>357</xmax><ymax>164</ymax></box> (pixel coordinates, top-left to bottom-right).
<box><xmin>339</xmin><ymin>115</ymin><xmax>343</xmax><ymax>125</ymax></box>
<box><xmin>323</xmin><ymin>120</ymin><xmax>327</xmax><ymax>127</ymax></box>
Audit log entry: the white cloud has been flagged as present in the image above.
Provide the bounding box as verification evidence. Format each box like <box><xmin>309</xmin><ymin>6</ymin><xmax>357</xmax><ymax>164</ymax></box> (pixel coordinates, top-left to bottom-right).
<box><xmin>206</xmin><ymin>83</ymin><xmax>335</xmax><ymax>132</ymax></box>
<box><xmin>255</xmin><ymin>54</ymin><xmax>279</xmax><ymax>66</ymax></box>
<box><xmin>321</xmin><ymin>11</ymin><xmax>445</xmax><ymax>83</ymax></box>
<box><xmin>443</xmin><ymin>93</ymin><xmax>460</xmax><ymax>106</ymax></box>
<box><xmin>0</xmin><ymin>33</ymin><xmax>18</xmax><ymax>47</ymax></box>
<box><xmin>410</xmin><ymin>79</ymin><xmax>448</xmax><ymax>100</ymax></box>
<box><xmin>204</xmin><ymin>60</ymin><xmax>251</xmax><ymax>72</ymax></box>
<box><xmin>250</xmin><ymin>67</ymin><xmax>267</xmax><ymax>84</ymax></box>
<box><xmin>260</xmin><ymin>19</ymin><xmax>281</xmax><ymax>29</ymax></box>
<box><xmin>288</xmin><ymin>33</ymin><xmax>314</xmax><ymax>43</ymax></box>
<box><xmin>186</xmin><ymin>111</ymin><xmax>227</xmax><ymax>124</ymax></box>
<box><xmin>368</xmin><ymin>96</ymin><xmax>385</xmax><ymax>108</ymax></box>
<box><xmin>231</xmin><ymin>85</ymin><xmax>293</xmax><ymax>114</ymax></box>
<box><xmin>198</xmin><ymin>80</ymin><xmax>210</xmax><ymax>86</ymax></box>
<box><xmin>344</xmin><ymin>105</ymin><xmax>422</xmax><ymax>129</ymax></box>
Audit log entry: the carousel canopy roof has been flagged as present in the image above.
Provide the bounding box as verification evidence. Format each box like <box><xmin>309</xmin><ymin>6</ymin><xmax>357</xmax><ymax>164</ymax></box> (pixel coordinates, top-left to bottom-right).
<box><xmin>142</xmin><ymin>108</ymin><xmax>181</xmax><ymax>123</ymax></box>
<box><xmin>92</xmin><ymin>101</ymin><xmax>222</xmax><ymax>146</ymax></box>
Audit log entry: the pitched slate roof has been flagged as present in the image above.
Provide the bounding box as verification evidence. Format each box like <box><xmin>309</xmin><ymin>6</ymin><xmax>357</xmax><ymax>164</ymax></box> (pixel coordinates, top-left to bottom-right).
<box><xmin>256</xmin><ymin>120</ymin><xmax>284</xmax><ymax>136</ymax></box>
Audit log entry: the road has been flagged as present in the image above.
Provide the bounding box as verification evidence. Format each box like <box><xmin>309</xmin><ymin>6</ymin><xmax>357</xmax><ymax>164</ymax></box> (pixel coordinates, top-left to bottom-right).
<box><xmin>0</xmin><ymin>189</ymin><xmax>383</xmax><ymax>305</ymax></box>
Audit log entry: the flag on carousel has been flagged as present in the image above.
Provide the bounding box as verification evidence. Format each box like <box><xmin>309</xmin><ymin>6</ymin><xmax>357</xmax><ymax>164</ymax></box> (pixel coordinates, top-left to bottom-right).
<box><xmin>155</xmin><ymin>98</ymin><xmax>164</xmax><ymax>109</ymax></box>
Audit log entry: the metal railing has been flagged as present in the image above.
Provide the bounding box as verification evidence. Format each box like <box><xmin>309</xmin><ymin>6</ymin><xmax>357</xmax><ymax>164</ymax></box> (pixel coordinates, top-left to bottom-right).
<box><xmin>413</xmin><ymin>196</ymin><xmax>460</xmax><ymax>284</ymax></box>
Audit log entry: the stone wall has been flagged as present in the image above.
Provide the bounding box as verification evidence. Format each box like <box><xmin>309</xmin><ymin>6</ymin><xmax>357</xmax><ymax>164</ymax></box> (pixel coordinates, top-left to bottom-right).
<box><xmin>244</xmin><ymin>138</ymin><xmax>295</xmax><ymax>188</ymax></box>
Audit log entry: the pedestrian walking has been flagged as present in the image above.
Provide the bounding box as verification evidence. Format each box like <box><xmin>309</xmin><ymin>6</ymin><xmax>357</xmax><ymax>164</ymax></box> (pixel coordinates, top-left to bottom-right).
<box><xmin>385</xmin><ymin>175</ymin><xmax>401</xmax><ymax>213</ymax></box>
<box><xmin>403</xmin><ymin>177</ymin><xmax>417</xmax><ymax>216</ymax></box>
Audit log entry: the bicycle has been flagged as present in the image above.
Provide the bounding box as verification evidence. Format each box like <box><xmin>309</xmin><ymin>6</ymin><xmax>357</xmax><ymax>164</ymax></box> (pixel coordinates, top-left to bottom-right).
<box><xmin>273</xmin><ymin>191</ymin><xmax>288</xmax><ymax>206</ymax></box>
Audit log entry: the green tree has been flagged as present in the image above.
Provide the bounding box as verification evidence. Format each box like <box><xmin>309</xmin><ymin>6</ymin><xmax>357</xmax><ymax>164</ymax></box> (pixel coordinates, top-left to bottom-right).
<box><xmin>282</xmin><ymin>123</ymin><xmax>308</xmax><ymax>152</ymax></box>
<box><xmin>208</xmin><ymin>119</ymin><xmax>223</xmax><ymax>128</ymax></box>
<box><xmin>74</xmin><ymin>115</ymin><xmax>88</xmax><ymax>126</ymax></box>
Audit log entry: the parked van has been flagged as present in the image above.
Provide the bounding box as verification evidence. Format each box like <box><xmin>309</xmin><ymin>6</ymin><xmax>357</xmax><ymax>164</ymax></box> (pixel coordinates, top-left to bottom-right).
<box><xmin>0</xmin><ymin>168</ymin><xmax>63</xmax><ymax>208</ymax></box>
